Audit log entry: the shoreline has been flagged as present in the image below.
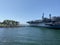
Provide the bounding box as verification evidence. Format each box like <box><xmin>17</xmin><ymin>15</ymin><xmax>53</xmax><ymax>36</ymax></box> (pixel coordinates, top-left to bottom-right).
<box><xmin>0</xmin><ymin>25</ymin><xmax>25</xmax><ymax>28</ymax></box>
<box><xmin>0</xmin><ymin>25</ymin><xmax>27</xmax><ymax>28</ymax></box>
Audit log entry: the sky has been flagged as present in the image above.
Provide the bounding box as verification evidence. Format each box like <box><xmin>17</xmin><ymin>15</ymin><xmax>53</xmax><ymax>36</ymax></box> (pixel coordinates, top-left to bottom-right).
<box><xmin>0</xmin><ymin>0</ymin><xmax>60</xmax><ymax>24</ymax></box>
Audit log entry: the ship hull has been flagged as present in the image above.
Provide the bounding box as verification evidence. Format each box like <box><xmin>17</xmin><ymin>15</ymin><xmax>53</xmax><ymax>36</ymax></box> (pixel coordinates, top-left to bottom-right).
<box><xmin>29</xmin><ymin>23</ymin><xmax>60</xmax><ymax>29</ymax></box>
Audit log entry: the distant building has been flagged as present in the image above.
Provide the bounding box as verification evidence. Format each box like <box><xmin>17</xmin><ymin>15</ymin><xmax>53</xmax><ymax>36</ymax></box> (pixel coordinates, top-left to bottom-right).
<box><xmin>52</xmin><ymin>16</ymin><xmax>60</xmax><ymax>22</ymax></box>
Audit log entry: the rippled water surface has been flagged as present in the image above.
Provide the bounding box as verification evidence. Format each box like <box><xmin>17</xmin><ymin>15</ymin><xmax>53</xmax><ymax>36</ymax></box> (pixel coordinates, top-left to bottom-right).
<box><xmin>0</xmin><ymin>27</ymin><xmax>60</xmax><ymax>45</ymax></box>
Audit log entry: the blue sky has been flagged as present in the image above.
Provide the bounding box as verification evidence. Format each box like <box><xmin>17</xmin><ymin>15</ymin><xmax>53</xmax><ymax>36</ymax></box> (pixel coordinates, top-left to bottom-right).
<box><xmin>0</xmin><ymin>0</ymin><xmax>60</xmax><ymax>24</ymax></box>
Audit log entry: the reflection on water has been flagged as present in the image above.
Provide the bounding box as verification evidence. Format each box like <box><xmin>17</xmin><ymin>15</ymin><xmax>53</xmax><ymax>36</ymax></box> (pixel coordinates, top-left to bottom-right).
<box><xmin>0</xmin><ymin>27</ymin><xmax>60</xmax><ymax>45</ymax></box>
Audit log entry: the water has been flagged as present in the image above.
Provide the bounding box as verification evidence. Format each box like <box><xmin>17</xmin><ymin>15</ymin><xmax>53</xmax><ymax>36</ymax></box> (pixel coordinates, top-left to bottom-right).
<box><xmin>0</xmin><ymin>27</ymin><xmax>60</xmax><ymax>45</ymax></box>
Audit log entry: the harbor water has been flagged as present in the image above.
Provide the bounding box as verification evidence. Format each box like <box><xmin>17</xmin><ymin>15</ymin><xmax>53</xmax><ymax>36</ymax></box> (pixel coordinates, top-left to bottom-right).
<box><xmin>0</xmin><ymin>27</ymin><xmax>60</xmax><ymax>45</ymax></box>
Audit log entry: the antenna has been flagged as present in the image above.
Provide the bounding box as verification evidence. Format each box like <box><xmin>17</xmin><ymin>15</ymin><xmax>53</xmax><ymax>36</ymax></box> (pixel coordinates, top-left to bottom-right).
<box><xmin>49</xmin><ymin>13</ymin><xmax>51</xmax><ymax>19</ymax></box>
<box><xmin>42</xmin><ymin>13</ymin><xmax>44</xmax><ymax>20</ymax></box>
